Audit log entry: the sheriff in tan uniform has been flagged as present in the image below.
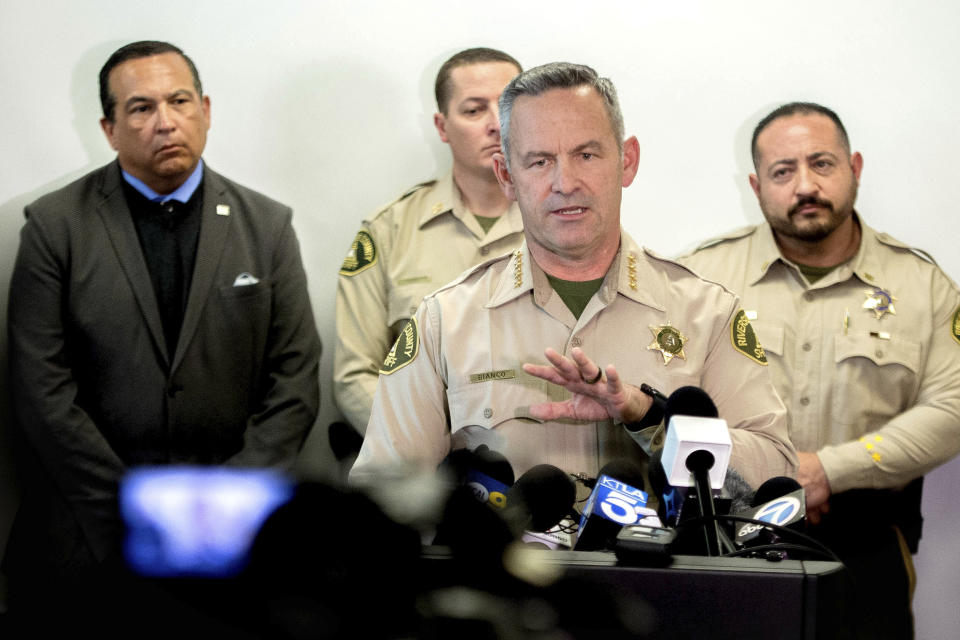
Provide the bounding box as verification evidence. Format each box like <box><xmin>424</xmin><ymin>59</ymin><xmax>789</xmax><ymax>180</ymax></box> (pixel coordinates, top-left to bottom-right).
<box><xmin>335</xmin><ymin>173</ymin><xmax>524</xmax><ymax>431</ymax></box>
<box><xmin>352</xmin><ymin>62</ymin><xmax>797</xmax><ymax>490</ymax></box>
<box><xmin>351</xmin><ymin>232</ymin><xmax>797</xmax><ymax>487</ymax></box>
<box><xmin>682</xmin><ymin>218</ymin><xmax>960</xmax><ymax>496</ymax></box>
<box><xmin>681</xmin><ymin>102</ymin><xmax>960</xmax><ymax>639</ymax></box>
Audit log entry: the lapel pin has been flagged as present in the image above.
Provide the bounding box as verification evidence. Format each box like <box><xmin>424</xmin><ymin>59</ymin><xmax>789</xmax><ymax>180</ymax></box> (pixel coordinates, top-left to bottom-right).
<box><xmin>216</xmin><ymin>204</ymin><xmax>230</xmax><ymax>216</ymax></box>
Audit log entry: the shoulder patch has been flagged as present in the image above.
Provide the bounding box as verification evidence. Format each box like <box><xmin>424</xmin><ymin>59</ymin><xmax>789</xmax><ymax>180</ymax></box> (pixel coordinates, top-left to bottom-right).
<box><xmin>952</xmin><ymin>304</ymin><xmax>960</xmax><ymax>346</ymax></box>
<box><xmin>339</xmin><ymin>230</ymin><xmax>377</xmax><ymax>276</ymax></box>
<box><xmin>731</xmin><ymin>309</ymin><xmax>768</xmax><ymax>364</ymax></box>
<box><xmin>380</xmin><ymin>318</ymin><xmax>419</xmax><ymax>374</ymax></box>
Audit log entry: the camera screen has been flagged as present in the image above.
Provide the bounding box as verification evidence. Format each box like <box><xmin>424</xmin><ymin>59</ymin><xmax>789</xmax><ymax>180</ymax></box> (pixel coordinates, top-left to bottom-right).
<box><xmin>120</xmin><ymin>466</ymin><xmax>293</xmax><ymax>578</ymax></box>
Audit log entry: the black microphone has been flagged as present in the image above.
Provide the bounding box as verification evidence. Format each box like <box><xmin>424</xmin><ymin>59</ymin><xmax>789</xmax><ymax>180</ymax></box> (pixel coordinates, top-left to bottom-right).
<box><xmin>575</xmin><ymin>459</ymin><xmax>659</xmax><ymax>551</ymax></box>
<box><xmin>502</xmin><ymin>464</ymin><xmax>576</xmax><ymax>534</ymax></box>
<box><xmin>752</xmin><ymin>476</ymin><xmax>802</xmax><ymax>507</ymax></box>
<box><xmin>663</xmin><ymin>385</ymin><xmax>718</xmax><ymax>428</ymax></box>
<box><xmin>733</xmin><ymin>476</ymin><xmax>806</xmax><ymax>551</ymax></box>
<box><xmin>438</xmin><ymin>445</ymin><xmax>515</xmax><ymax>507</ymax></box>
<box><xmin>434</xmin><ymin>446</ymin><xmax>515</xmax><ymax>547</ymax></box>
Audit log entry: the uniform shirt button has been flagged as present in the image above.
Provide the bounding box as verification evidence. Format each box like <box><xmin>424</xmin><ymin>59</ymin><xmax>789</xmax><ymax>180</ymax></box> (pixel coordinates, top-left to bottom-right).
<box><xmin>875</xmin><ymin>349</ymin><xmax>884</xmax><ymax>359</ymax></box>
<box><xmin>803</xmin><ymin>292</ymin><xmax>813</xmax><ymax>302</ymax></box>
<box><xmin>799</xmin><ymin>397</ymin><xmax>810</xmax><ymax>406</ymax></box>
<box><xmin>483</xmin><ymin>408</ymin><xmax>493</xmax><ymax>419</ymax></box>
<box><xmin>409</xmin><ymin>307</ymin><xmax>417</xmax><ymax>315</ymax></box>
<box><xmin>480</xmin><ymin>247</ymin><xmax>490</xmax><ymax>256</ymax></box>
<box><xmin>802</xmin><ymin>342</ymin><xmax>812</xmax><ymax>352</ymax></box>
<box><xmin>571</xmin><ymin>337</ymin><xmax>582</xmax><ymax>347</ymax></box>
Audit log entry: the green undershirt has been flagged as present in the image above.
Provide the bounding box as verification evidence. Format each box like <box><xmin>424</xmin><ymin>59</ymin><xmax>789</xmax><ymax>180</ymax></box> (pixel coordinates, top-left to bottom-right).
<box><xmin>546</xmin><ymin>274</ymin><xmax>605</xmax><ymax>319</ymax></box>
<box><xmin>797</xmin><ymin>262</ymin><xmax>840</xmax><ymax>284</ymax></box>
<box><xmin>473</xmin><ymin>214</ymin><xmax>500</xmax><ymax>235</ymax></box>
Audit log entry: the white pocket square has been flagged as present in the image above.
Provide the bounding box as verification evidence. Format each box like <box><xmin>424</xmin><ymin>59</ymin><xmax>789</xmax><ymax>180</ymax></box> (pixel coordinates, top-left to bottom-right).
<box><xmin>233</xmin><ymin>273</ymin><xmax>260</xmax><ymax>286</ymax></box>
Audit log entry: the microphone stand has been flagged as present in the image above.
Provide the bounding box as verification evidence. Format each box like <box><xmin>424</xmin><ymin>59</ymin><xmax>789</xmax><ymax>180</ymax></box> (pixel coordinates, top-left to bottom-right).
<box><xmin>686</xmin><ymin>450</ymin><xmax>722</xmax><ymax>557</ymax></box>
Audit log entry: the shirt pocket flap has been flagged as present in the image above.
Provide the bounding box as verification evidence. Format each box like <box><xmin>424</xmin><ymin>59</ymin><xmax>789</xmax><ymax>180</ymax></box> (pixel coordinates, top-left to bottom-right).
<box><xmin>447</xmin><ymin>379</ymin><xmax>543</xmax><ymax>434</ymax></box>
<box><xmin>834</xmin><ymin>333</ymin><xmax>922</xmax><ymax>372</ymax></box>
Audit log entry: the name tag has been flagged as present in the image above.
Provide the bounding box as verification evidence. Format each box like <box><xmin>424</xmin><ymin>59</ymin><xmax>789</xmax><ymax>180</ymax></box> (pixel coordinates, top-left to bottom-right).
<box><xmin>470</xmin><ymin>369</ymin><xmax>516</xmax><ymax>383</ymax></box>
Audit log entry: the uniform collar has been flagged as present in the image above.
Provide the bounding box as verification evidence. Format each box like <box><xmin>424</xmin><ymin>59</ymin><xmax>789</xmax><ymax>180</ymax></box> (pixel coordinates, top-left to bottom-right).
<box><xmin>417</xmin><ymin>171</ymin><xmax>524</xmax><ymax>241</ymax></box>
<box><xmin>845</xmin><ymin>219</ymin><xmax>891</xmax><ymax>292</ymax></box>
<box><xmin>485</xmin><ymin>229</ymin><xmax>665</xmax><ymax>313</ymax></box>
<box><xmin>750</xmin><ymin>213</ymin><xmax>888</xmax><ymax>291</ymax></box>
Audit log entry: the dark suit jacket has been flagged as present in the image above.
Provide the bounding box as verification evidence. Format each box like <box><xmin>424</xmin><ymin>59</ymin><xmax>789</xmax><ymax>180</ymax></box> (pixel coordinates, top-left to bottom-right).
<box><xmin>5</xmin><ymin>161</ymin><xmax>321</xmax><ymax>573</ymax></box>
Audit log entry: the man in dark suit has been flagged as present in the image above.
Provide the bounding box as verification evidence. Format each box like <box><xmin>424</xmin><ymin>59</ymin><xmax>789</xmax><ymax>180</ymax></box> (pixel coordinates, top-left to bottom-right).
<box><xmin>3</xmin><ymin>41</ymin><xmax>321</xmax><ymax>626</ymax></box>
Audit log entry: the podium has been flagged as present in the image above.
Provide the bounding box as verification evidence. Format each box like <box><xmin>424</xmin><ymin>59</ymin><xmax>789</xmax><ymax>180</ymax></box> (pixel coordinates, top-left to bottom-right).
<box><xmin>421</xmin><ymin>547</ymin><xmax>851</xmax><ymax>639</ymax></box>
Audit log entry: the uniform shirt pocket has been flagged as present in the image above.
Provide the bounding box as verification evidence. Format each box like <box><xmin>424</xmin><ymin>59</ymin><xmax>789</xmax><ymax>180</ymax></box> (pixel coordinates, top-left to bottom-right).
<box><xmin>447</xmin><ymin>379</ymin><xmax>544</xmax><ymax>433</ymax></box>
<box><xmin>831</xmin><ymin>332</ymin><xmax>922</xmax><ymax>428</ymax></box>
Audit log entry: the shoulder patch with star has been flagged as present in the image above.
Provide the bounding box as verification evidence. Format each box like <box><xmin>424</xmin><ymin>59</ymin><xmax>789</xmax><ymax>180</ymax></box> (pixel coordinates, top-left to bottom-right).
<box><xmin>339</xmin><ymin>230</ymin><xmax>377</xmax><ymax>276</ymax></box>
<box><xmin>731</xmin><ymin>309</ymin><xmax>768</xmax><ymax>364</ymax></box>
<box><xmin>380</xmin><ymin>318</ymin><xmax>419</xmax><ymax>374</ymax></box>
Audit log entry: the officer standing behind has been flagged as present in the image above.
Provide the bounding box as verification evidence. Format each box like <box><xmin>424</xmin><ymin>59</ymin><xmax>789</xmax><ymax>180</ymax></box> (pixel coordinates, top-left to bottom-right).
<box><xmin>4</xmin><ymin>41</ymin><xmax>321</xmax><ymax>628</ymax></box>
<box><xmin>681</xmin><ymin>102</ymin><xmax>960</xmax><ymax>639</ymax></box>
<box><xmin>334</xmin><ymin>48</ymin><xmax>524</xmax><ymax>436</ymax></box>
<box><xmin>350</xmin><ymin>63</ymin><xmax>796</xmax><ymax>489</ymax></box>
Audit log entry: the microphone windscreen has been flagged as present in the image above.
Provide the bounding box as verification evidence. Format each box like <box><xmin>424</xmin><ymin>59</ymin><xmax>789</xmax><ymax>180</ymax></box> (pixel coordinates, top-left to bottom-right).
<box><xmin>438</xmin><ymin>448</ymin><xmax>480</xmax><ymax>486</ymax></box>
<box><xmin>438</xmin><ymin>446</ymin><xmax>515</xmax><ymax>488</ymax></box>
<box><xmin>723</xmin><ymin>467</ymin><xmax>755</xmax><ymax>514</ymax></box>
<box><xmin>474</xmin><ymin>445</ymin><xmax>515</xmax><ymax>486</ymax></box>
<box><xmin>598</xmin><ymin>459</ymin><xmax>646</xmax><ymax>492</ymax></box>
<box><xmin>506</xmin><ymin>464</ymin><xmax>576</xmax><ymax>532</ymax></box>
<box><xmin>664</xmin><ymin>386</ymin><xmax>718</xmax><ymax>429</ymax></box>
<box><xmin>751</xmin><ymin>476</ymin><xmax>802</xmax><ymax>508</ymax></box>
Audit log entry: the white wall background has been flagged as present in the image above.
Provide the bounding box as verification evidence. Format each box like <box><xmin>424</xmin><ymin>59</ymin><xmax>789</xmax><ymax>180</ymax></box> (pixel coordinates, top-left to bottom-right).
<box><xmin>1</xmin><ymin>1</ymin><xmax>957</xmax><ymax>635</ymax></box>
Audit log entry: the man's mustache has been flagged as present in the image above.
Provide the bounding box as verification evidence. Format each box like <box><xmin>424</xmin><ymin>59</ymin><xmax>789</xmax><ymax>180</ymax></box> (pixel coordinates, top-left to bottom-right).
<box><xmin>789</xmin><ymin>195</ymin><xmax>834</xmax><ymax>216</ymax></box>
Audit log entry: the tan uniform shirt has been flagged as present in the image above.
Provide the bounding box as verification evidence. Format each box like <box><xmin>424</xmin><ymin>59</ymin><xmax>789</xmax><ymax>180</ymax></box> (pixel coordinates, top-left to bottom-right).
<box><xmin>680</xmin><ymin>218</ymin><xmax>960</xmax><ymax>494</ymax></box>
<box><xmin>351</xmin><ymin>231</ymin><xmax>797</xmax><ymax>489</ymax></box>
<box><xmin>334</xmin><ymin>173</ymin><xmax>524</xmax><ymax>432</ymax></box>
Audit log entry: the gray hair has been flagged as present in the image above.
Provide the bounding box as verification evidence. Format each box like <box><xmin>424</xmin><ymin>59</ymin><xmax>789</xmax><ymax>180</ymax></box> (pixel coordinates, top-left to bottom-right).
<box><xmin>498</xmin><ymin>62</ymin><xmax>625</xmax><ymax>168</ymax></box>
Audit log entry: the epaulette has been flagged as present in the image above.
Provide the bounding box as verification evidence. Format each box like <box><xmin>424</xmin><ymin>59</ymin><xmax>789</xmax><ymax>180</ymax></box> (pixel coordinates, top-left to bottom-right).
<box><xmin>643</xmin><ymin>246</ymin><xmax>700</xmax><ymax>276</ymax></box>
<box><xmin>365</xmin><ymin>180</ymin><xmax>438</xmax><ymax>224</ymax></box>
<box><xmin>642</xmin><ymin>247</ymin><xmax>739</xmax><ymax>296</ymax></box>
<box><xmin>874</xmin><ymin>231</ymin><xmax>938</xmax><ymax>266</ymax></box>
<box><xmin>686</xmin><ymin>225</ymin><xmax>758</xmax><ymax>254</ymax></box>
<box><xmin>399</xmin><ymin>180</ymin><xmax>437</xmax><ymax>201</ymax></box>
<box><xmin>424</xmin><ymin>250</ymin><xmax>514</xmax><ymax>300</ymax></box>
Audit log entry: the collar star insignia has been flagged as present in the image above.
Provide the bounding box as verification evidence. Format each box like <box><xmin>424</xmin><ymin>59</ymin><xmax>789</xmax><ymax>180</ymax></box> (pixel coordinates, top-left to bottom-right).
<box><xmin>648</xmin><ymin>323</ymin><xmax>688</xmax><ymax>365</ymax></box>
<box><xmin>863</xmin><ymin>288</ymin><xmax>896</xmax><ymax>319</ymax></box>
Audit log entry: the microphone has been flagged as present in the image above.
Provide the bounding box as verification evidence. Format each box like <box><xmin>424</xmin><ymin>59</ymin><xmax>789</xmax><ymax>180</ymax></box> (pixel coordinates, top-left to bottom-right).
<box><xmin>575</xmin><ymin>459</ymin><xmax>660</xmax><ymax>551</ymax></box>
<box><xmin>434</xmin><ymin>446</ymin><xmax>515</xmax><ymax>547</ymax></box>
<box><xmin>659</xmin><ymin>387</ymin><xmax>731</xmax><ymax>556</ymax></box>
<box><xmin>438</xmin><ymin>445</ymin><xmax>514</xmax><ymax>509</ymax></box>
<box><xmin>663</xmin><ymin>386</ymin><xmax>718</xmax><ymax>428</ymax></box>
<box><xmin>648</xmin><ymin>386</ymin><xmax>720</xmax><ymax>527</ymax></box>
<box><xmin>733</xmin><ymin>477</ymin><xmax>805</xmax><ymax>550</ymax></box>
<box><xmin>502</xmin><ymin>464</ymin><xmax>576</xmax><ymax>534</ymax></box>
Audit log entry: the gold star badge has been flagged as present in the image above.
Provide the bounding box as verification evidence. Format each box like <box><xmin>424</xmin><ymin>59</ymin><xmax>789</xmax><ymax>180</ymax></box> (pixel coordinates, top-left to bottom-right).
<box><xmin>648</xmin><ymin>323</ymin><xmax>687</xmax><ymax>365</ymax></box>
<box><xmin>863</xmin><ymin>288</ymin><xmax>896</xmax><ymax>319</ymax></box>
